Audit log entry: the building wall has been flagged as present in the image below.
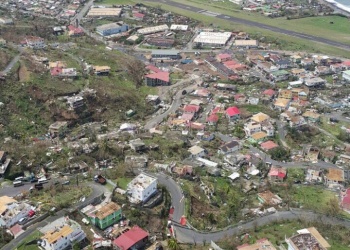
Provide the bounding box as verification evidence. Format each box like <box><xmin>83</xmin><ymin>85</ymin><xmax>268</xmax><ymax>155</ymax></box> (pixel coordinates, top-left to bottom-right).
<box><xmin>97</xmin><ymin>24</ymin><xmax>129</xmax><ymax>36</ymax></box>
<box><xmin>91</xmin><ymin>209</ymin><xmax>122</xmax><ymax>230</ymax></box>
<box><xmin>145</xmin><ymin>77</ymin><xmax>169</xmax><ymax>86</ymax></box>
<box><xmin>129</xmin><ymin>179</ymin><xmax>157</xmax><ymax>202</ymax></box>
<box><xmin>42</xmin><ymin>226</ymin><xmax>86</xmax><ymax>250</ymax></box>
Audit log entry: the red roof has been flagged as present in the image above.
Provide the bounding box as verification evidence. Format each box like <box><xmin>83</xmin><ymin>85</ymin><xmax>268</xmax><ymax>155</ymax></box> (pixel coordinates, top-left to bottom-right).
<box><xmin>10</xmin><ymin>224</ymin><xmax>24</xmax><ymax>238</ymax></box>
<box><xmin>183</xmin><ymin>104</ymin><xmax>200</xmax><ymax>113</ymax></box>
<box><xmin>186</xmin><ymin>122</ymin><xmax>205</xmax><ymax>130</ymax></box>
<box><xmin>217</xmin><ymin>53</ymin><xmax>231</xmax><ymax>60</ymax></box>
<box><xmin>207</xmin><ymin>114</ymin><xmax>219</xmax><ymax>123</ymax></box>
<box><xmin>145</xmin><ymin>72</ymin><xmax>170</xmax><ymax>82</ymax></box>
<box><xmin>50</xmin><ymin>67</ymin><xmax>62</xmax><ymax>76</ymax></box>
<box><xmin>67</xmin><ymin>25</ymin><xmax>84</xmax><ymax>34</ymax></box>
<box><xmin>263</xmin><ymin>89</ymin><xmax>275</xmax><ymax>96</ymax></box>
<box><xmin>133</xmin><ymin>12</ymin><xmax>145</xmax><ymax>18</ymax></box>
<box><xmin>226</xmin><ymin>106</ymin><xmax>240</xmax><ymax>116</ymax></box>
<box><xmin>269</xmin><ymin>166</ymin><xmax>286</xmax><ymax>179</ymax></box>
<box><xmin>341</xmin><ymin>189</ymin><xmax>350</xmax><ymax>210</ymax></box>
<box><xmin>223</xmin><ymin>60</ymin><xmax>239</xmax><ymax>66</ymax></box>
<box><xmin>342</xmin><ymin>61</ymin><xmax>350</xmax><ymax>67</ymax></box>
<box><xmin>181</xmin><ymin>113</ymin><xmax>194</xmax><ymax>121</ymax></box>
<box><xmin>260</xmin><ymin>140</ymin><xmax>279</xmax><ymax>151</ymax></box>
<box><xmin>146</xmin><ymin>64</ymin><xmax>162</xmax><ymax>73</ymax></box>
<box><xmin>113</xmin><ymin>226</ymin><xmax>149</xmax><ymax>250</ymax></box>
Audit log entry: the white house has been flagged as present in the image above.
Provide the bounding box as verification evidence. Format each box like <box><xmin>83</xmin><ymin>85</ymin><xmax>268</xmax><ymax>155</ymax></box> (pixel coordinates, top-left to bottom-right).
<box><xmin>126</xmin><ymin>173</ymin><xmax>158</xmax><ymax>203</ymax></box>
<box><xmin>0</xmin><ymin>196</ymin><xmax>32</xmax><ymax>228</ymax></box>
<box><xmin>188</xmin><ymin>145</ymin><xmax>206</xmax><ymax>158</ymax></box>
<box><xmin>244</xmin><ymin>122</ymin><xmax>261</xmax><ymax>137</ymax></box>
<box><xmin>40</xmin><ymin>217</ymin><xmax>86</xmax><ymax>250</ymax></box>
<box><xmin>24</xmin><ymin>36</ymin><xmax>45</xmax><ymax>49</ymax></box>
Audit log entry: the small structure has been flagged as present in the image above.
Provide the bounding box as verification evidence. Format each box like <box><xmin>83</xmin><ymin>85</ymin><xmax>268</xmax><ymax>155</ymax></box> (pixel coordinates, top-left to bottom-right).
<box><xmin>324</xmin><ymin>168</ymin><xmax>344</xmax><ymax>188</ymax></box>
<box><xmin>188</xmin><ymin>145</ymin><xmax>206</xmax><ymax>158</ymax></box>
<box><xmin>66</xmin><ymin>96</ymin><xmax>84</xmax><ymax>109</ymax></box>
<box><xmin>126</xmin><ymin>173</ymin><xmax>158</xmax><ymax>203</ymax></box>
<box><xmin>49</xmin><ymin>121</ymin><xmax>68</xmax><ymax>137</ymax></box>
<box><xmin>83</xmin><ymin>202</ymin><xmax>122</xmax><ymax>230</ymax></box>
<box><xmin>226</xmin><ymin>106</ymin><xmax>241</xmax><ymax>121</ymax></box>
<box><xmin>260</xmin><ymin>140</ymin><xmax>279</xmax><ymax>151</ymax></box>
<box><xmin>268</xmin><ymin>166</ymin><xmax>287</xmax><ymax>182</ymax></box>
<box><xmin>67</xmin><ymin>25</ymin><xmax>84</xmax><ymax>37</ymax></box>
<box><xmin>93</xmin><ymin>66</ymin><xmax>111</xmax><ymax>75</ymax></box>
<box><xmin>129</xmin><ymin>138</ymin><xmax>146</xmax><ymax>152</ymax></box>
<box><xmin>218</xmin><ymin>140</ymin><xmax>241</xmax><ymax>154</ymax></box>
<box><xmin>258</xmin><ymin>190</ymin><xmax>282</xmax><ymax>205</ymax></box>
<box><xmin>112</xmin><ymin>226</ymin><xmax>149</xmax><ymax>250</ymax></box>
<box><xmin>302</xmin><ymin>110</ymin><xmax>320</xmax><ymax>122</ymax></box>
<box><xmin>145</xmin><ymin>95</ymin><xmax>160</xmax><ymax>105</ymax></box>
<box><xmin>285</xmin><ymin>227</ymin><xmax>330</xmax><ymax>250</ymax></box>
<box><xmin>40</xmin><ymin>217</ymin><xmax>86</xmax><ymax>250</ymax></box>
<box><xmin>237</xmin><ymin>238</ymin><xmax>277</xmax><ymax>250</ymax></box>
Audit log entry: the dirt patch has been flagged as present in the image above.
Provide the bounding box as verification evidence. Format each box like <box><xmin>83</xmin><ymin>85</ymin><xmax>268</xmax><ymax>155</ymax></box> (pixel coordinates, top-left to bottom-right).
<box><xmin>190</xmin><ymin>196</ymin><xmax>218</xmax><ymax>218</ymax></box>
<box><xmin>18</xmin><ymin>63</ymin><xmax>31</xmax><ymax>82</ymax></box>
<box><xmin>0</xmin><ymin>51</ymin><xmax>12</xmax><ymax>70</ymax></box>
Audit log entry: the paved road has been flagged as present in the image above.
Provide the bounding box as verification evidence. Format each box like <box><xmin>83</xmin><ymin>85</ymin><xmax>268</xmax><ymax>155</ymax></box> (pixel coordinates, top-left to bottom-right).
<box><xmin>173</xmin><ymin>209</ymin><xmax>350</xmax><ymax>243</ymax></box>
<box><xmin>2</xmin><ymin>182</ymin><xmax>106</xmax><ymax>250</ymax></box>
<box><xmin>1</xmin><ymin>47</ymin><xmax>23</xmax><ymax>76</ymax></box>
<box><xmin>71</xmin><ymin>0</ymin><xmax>94</xmax><ymax>24</ymax></box>
<box><xmin>145</xmin><ymin>0</ymin><xmax>350</xmax><ymax>50</ymax></box>
<box><xmin>276</xmin><ymin>120</ymin><xmax>289</xmax><ymax>148</ymax></box>
<box><xmin>144</xmin><ymin>78</ymin><xmax>198</xmax><ymax>130</ymax></box>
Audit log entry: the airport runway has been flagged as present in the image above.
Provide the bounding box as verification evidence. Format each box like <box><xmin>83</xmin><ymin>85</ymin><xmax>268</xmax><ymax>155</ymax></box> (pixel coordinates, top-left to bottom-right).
<box><xmin>145</xmin><ymin>0</ymin><xmax>350</xmax><ymax>50</ymax></box>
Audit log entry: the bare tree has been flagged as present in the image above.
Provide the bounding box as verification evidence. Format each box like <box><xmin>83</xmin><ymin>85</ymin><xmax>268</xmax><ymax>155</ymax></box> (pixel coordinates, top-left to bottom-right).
<box><xmin>125</xmin><ymin>58</ymin><xmax>145</xmax><ymax>88</ymax></box>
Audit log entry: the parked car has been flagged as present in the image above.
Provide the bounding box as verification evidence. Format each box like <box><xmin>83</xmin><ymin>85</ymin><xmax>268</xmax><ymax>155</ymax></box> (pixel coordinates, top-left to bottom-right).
<box><xmin>18</xmin><ymin>217</ymin><xmax>28</xmax><ymax>225</ymax></box>
<box><xmin>28</xmin><ymin>210</ymin><xmax>36</xmax><ymax>217</ymax></box>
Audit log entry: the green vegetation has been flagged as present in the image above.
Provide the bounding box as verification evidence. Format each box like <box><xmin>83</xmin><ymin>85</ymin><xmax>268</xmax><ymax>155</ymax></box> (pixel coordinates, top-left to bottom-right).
<box><xmin>30</xmin><ymin>185</ymin><xmax>92</xmax><ymax>210</ymax></box>
<box><xmin>116</xmin><ymin>176</ymin><xmax>132</xmax><ymax>189</ymax></box>
<box><xmin>16</xmin><ymin>230</ymin><xmax>43</xmax><ymax>250</ymax></box>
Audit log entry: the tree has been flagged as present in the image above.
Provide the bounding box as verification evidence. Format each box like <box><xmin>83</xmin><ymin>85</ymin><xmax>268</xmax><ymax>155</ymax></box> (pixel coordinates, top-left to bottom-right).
<box><xmin>270</xmin><ymin>147</ymin><xmax>290</xmax><ymax>161</ymax></box>
<box><xmin>125</xmin><ymin>58</ymin><xmax>145</xmax><ymax>88</ymax></box>
<box><xmin>324</xmin><ymin>197</ymin><xmax>342</xmax><ymax>217</ymax></box>
<box><xmin>167</xmin><ymin>238</ymin><xmax>181</xmax><ymax>250</ymax></box>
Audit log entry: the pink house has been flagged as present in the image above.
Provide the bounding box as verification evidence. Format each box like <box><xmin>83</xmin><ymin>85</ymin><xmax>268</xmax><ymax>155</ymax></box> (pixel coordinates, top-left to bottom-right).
<box><xmin>226</xmin><ymin>106</ymin><xmax>241</xmax><ymax>121</ymax></box>
<box><xmin>268</xmin><ymin>165</ymin><xmax>287</xmax><ymax>182</ymax></box>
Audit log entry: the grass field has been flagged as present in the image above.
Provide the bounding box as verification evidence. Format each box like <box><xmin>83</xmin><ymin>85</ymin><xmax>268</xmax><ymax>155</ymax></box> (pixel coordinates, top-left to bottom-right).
<box><xmin>16</xmin><ymin>230</ymin><xmax>43</xmax><ymax>250</ymax></box>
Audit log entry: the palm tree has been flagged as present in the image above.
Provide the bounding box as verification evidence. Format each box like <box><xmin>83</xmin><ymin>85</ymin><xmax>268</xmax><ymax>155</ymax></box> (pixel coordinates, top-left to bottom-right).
<box><xmin>167</xmin><ymin>238</ymin><xmax>181</xmax><ymax>250</ymax></box>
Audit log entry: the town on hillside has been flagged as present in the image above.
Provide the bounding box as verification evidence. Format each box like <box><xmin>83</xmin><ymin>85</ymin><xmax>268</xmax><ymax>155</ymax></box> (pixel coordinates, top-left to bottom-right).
<box><xmin>1</xmin><ymin>0</ymin><xmax>350</xmax><ymax>249</ymax></box>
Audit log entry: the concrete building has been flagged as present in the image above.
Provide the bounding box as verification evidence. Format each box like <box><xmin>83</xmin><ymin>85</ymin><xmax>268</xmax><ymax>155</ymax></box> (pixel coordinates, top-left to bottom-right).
<box><xmin>66</xmin><ymin>96</ymin><xmax>84</xmax><ymax>109</ymax></box>
<box><xmin>188</xmin><ymin>145</ymin><xmax>206</xmax><ymax>158</ymax></box>
<box><xmin>40</xmin><ymin>217</ymin><xmax>86</xmax><ymax>250</ymax></box>
<box><xmin>49</xmin><ymin>121</ymin><xmax>68</xmax><ymax>136</ymax></box>
<box><xmin>113</xmin><ymin>226</ymin><xmax>149</xmax><ymax>250</ymax></box>
<box><xmin>83</xmin><ymin>202</ymin><xmax>122</xmax><ymax>230</ymax></box>
<box><xmin>342</xmin><ymin>70</ymin><xmax>350</xmax><ymax>83</ymax></box>
<box><xmin>145</xmin><ymin>72</ymin><xmax>170</xmax><ymax>86</ymax></box>
<box><xmin>137</xmin><ymin>24</ymin><xmax>169</xmax><ymax>35</ymax></box>
<box><xmin>170</xmin><ymin>24</ymin><xmax>188</xmax><ymax>31</ymax></box>
<box><xmin>304</xmin><ymin>77</ymin><xmax>326</xmax><ymax>88</ymax></box>
<box><xmin>126</xmin><ymin>173</ymin><xmax>158</xmax><ymax>203</ymax></box>
<box><xmin>237</xmin><ymin>238</ymin><xmax>276</xmax><ymax>250</ymax></box>
<box><xmin>234</xmin><ymin>39</ymin><xmax>258</xmax><ymax>48</ymax></box>
<box><xmin>93</xmin><ymin>66</ymin><xmax>111</xmax><ymax>75</ymax></box>
<box><xmin>286</xmin><ymin>227</ymin><xmax>330</xmax><ymax>250</ymax></box>
<box><xmin>151</xmin><ymin>50</ymin><xmax>180</xmax><ymax>60</ymax></box>
<box><xmin>87</xmin><ymin>7</ymin><xmax>121</xmax><ymax>17</ymax></box>
<box><xmin>22</xmin><ymin>36</ymin><xmax>45</xmax><ymax>49</ymax></box>
<box><xmin>193</xmin><ymin>32</ymin><xmax>232</xmax><ymax>47</ymax></box>
<box><xmin>0</xmin><ymin>196</ymin><xmax>32</xmax><ymax>228</ymax></box>
<box><xmin>96</xmin><ymin>23</ymin><xmax>128</xmax><ymax>36</ymax></box>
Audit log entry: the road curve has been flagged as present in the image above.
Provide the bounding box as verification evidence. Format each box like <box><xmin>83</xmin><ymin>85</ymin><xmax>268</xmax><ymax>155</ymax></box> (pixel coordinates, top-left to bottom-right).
<box><xmin>152</xmin><ymin>173</ymin><xmax>350</xmax><ymax>244</ymax></box>
<box><xmin>145</xmin><ymin>0</ymin><xmax>350</xmax><ymax>50</ymax></box>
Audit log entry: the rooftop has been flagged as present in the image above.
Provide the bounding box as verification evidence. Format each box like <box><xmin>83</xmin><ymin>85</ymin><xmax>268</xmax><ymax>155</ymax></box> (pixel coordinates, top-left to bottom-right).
<box><xmin>237</xmin><ymin>238</ymin><xmax>276</xmax><ymax>250</ymax></box>
<box><xmin>42</xmin><ymin>225</ymin><xmax>73</xmax><ymax>244</ymax></box>
<box><xmin>92</xmin><ymin>202</ymin><xmax>121</xmax><ymax>220</ymax></box>
<box><xmin>113</xmin><ymin>226</ymin><xmax>149</xmax><ymax>249</ymax></box>
<box><xmin>127</xmin><ymin>173</ymin><xmax>157</xmax><ymax>191</ymax></box>
<box><xmin>326</xmin><ymin>168</ymin><xmax>344</xmax><ymax>182</ymax></box>
<box><xmin>145</xmin><ymin>72</ymin><xmax>170</xmax><ymax>82</ymax></box>
<box><xmin>87</xmin><ymin>7</ymin><xmax>121</xmax><ymax>16</ymax></box>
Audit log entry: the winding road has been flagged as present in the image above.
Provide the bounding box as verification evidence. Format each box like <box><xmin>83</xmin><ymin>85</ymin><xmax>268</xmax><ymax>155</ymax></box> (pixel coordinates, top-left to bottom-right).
<box><xmin>145</xmin><ymin>0</ymin><xmax>350</xmax><ymax>51</ymax></box>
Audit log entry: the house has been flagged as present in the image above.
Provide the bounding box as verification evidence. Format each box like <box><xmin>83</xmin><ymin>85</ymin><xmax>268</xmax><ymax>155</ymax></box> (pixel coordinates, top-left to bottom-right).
<box><xmin>216</xmin><ymin>53</ymin><xmax>231</xmax><ymax>62</ymax></box>
<box><xmin>146</xmin><ymin>95</ymin><xmax>160</xmax><ymax>105</ymax></box>
<box><xmin>67</xmin><ymin>96</ymin><xmax>84</xmax><ymax>109</ymax></box>
<box><xmin>67</xmin><ymin>25</ymin><xmax>84</xmax><ymax>37</ymax></box>
<box><xmin>339</xmin><ymin>154</ymin><xmax>350</xmax><ymax>166</ymax></box>
<box><xmin>315</xmin><ymin>66</ymin><xmax>332</xmax><ymax>76</ymax></box>
<box><xmin>183</xmin><ymin>104</ymin><xmax>200</xmax><ymax>114</ymax></box>
<box><xmin>290</xmin><ymin>68</ymin><xmax>306</xmax><ymax>77</ymax></box>
<box><xmin>237</xmin><ymin>238</ymin><xmax>277</xmax><ymax>250</ymax></box>
<box><xmin>145</xmin><ymin>72</ymin><xmax>170</xmax><ymax>86</ymax></box>
<box><xmin>22</xmin><ymin>36</ymin><xmax>45</xmax><ymax>49</ymax></box>
<box><xmin>302</xmin><ymin>110</ymin><xmax>320</xmax><ymax>122</ymax></box>
<box><xmin>93</xmin><ymin>66</ymin><xmax>111</xmax><ymax>75</ymax></box>
<box><xmin>84</xmin><ymin>202</ymin><xmax>122</xmax><ymax>230</ymax></box>
<box><xmin>251</xmin><ymin>112</ymin><xmax>270</xmax><ymax>124</ymax></box>
<box><xmin>251</xmin><ymin>131</ymin><xmax>268</xmax><ymax>142</ymax></box>
<box><xmin>40</xmin><ymin>217</ymin><xmax>86</xmax><ymax>250</ymax></box>
<box><xmin>96</xmin><ymin>22</ymin><xmax>128</xmax><ymax>36</ymax></box>
<box><xmin>286</xmin><ymin>227</ymin><xmax>330</xmax><ymax>250</ymax></box>
<box><xmin>49</xmin><ymin>121</ymin><xmax>68</xmax><ymax>137</ymax></box>
<box><xmin>279</xmin><ymin>89</ymin><xmax>293</xmax><ymax>99</ymax></box>
<box><xmin>126</xmin><ymin>173</ymin><xmax>158</xmax><ymax>203</ymax></box>
<box><xmin>274</xmin><ymin>98</ymin><xmax>291</xmax><ymax>111</ymax></box>
<box><xmin>50</xmin><ymin>67</ymin><xmax>77</xmax><ymax>78</ymax></box>
<box><xmin>270</xmin><ymin>70</ymin><xmax>290</xmax><ymax>82</ymax></box>
<box><xmin>112</xmin><ymin>226</ymin><xmax>149</xmax><ymax>250</ymax></box>
<box><xmin>129</xmin><ymin>138</ymin><xmax>146</xmax><ymax>152</ymax></box>
<box><xmin>0</xmin><ymin>196</ymin><xmax>32</xmax><ymax>228</ymax></box>
<box><xmin>305</xmin><ymin>169</ymin><xmax>323</xmax><ymax>183</ymax></box>
<box><xmin>262</xmin><ymin>89</ymin><xmax>276</xmax><ymax>99</ymax></box>
<box><xmin>268</xmin><ymin>166</ymin><xmax>287</xmax><ymax>182</ymax></box>
<box><xmin>290</xmin><ymin>54</ymin><xmax>302</xmax><ymax>63</ymax></box>
<box><xmin>304</xmin><ymin>77</ymin><xmax>326</xmax><ymax>88</ymax></box>
<box><xmin>207</xmin><ymin>114</ymin><xmax>219</xmax><ymax>125</ymax></box>
<box><xmin>172</xmin><ymin>165</ymin><xmax>194</xmax><ymax>177</ymax></box>
<box><xmin>133</xmin><ymin>12</ymin><xmax>145</xmax><ymax>20</ymax></box>
<box><xmin>257</xmin><ymin>61</ymin><xmax>278</xmax><ymax>73</ymax></box>
<box><xmin>291</xmin><ymin>87</ymin><xmax>309</xmax><ymax>101</ymax></box>
<box><xmin>324</xmin><ymin>168</ymin><xmax>344</xmax><ymax>188</ymax></box>
<box><xmin>226</xmin><ymin>106</ymin><xmax>241</xmax><ymax>121</ymax></box>
<box><xmin>258</xmin><ymin>190</ymin><xmax>282</xmax><ymax>205</ymax></box>
<box><xmin>275</xmin><ymin>59</ymin><xmax>292</xmax><ymax>69</ymax></box>
<box><xmin>342</xmin><ymin>70</ymin><xmax>350</xmax><ymax>83</ymax></box>
<box><xmin>218</xmin><ymin>140</ymin><xmax>241</xmax><ymax>154</ymax></box>
<box><xmin>330</xmin><ymin>63</ymin><xmax>344</xmax><ymax>73</ymax></box>
<box><xmin>188</xmin><ymin>145</ymin><xmax>206</xmax><ymax>158</ymax></box>
<box><xmin>263</xmin><ymin>124</ymin><xmax>275</xmax><ymax>137</ymax></box>
<box><xmin>300</xmin><ymin>58</ymin><xmax>314</xmax><ymax>68</ymax></box>
<box><xmin>260</xmin><ymin>140</ymin><xmax>279</xmax><ymax>151</ymax></box>
<box><xmin>244</xmin><ymin>122</ymin><xmax>261</xmax><ymax>137</ymax></box>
